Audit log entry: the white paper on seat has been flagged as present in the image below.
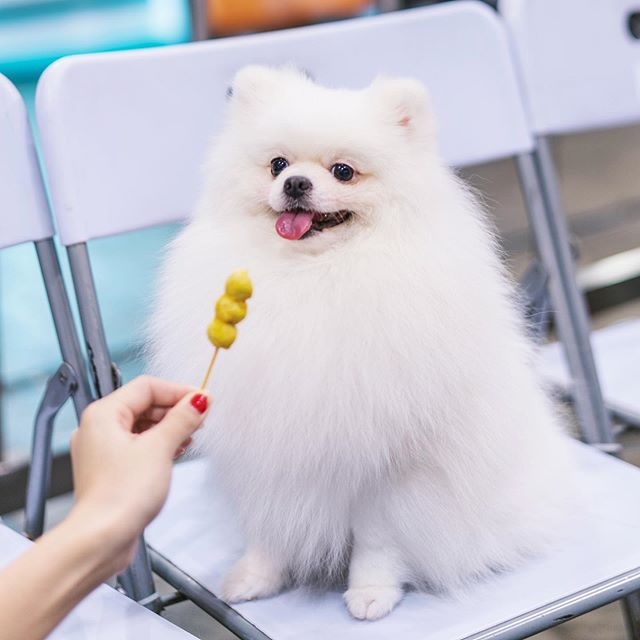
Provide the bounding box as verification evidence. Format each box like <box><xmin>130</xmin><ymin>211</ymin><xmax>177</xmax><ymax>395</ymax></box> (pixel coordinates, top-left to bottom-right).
<box><xmin>148</xmin><ymin>441</ymin><xmax>640</xmax><ymax>640</ymax></box>
<box><xmin>539</xmin><ymin>319</ymin><xmax>640</xmax><ymax>419</ymax></box>
<box><xmin>0</xmin><ymin>524</ymin><xmax>196</xmax><ymax>639</ymax></box>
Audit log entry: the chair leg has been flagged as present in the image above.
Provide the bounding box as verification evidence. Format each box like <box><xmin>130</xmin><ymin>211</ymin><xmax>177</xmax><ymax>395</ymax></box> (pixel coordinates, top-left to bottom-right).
<box><xmin>24</xmin><ymin>363</ymin><xmax>77</xmax><ymax>540</ymax></box>
<box><xmin>67</xmin><ymin>242</ymin><xmax>160</xmax><ymax>611</ymax></box>
<box><xmin>189</xmin><ymin>0</ymin><xmax>209</xmax><ymax>41</ymax></box>
<box><xmin>150</xmin><ymin>548</ymin><xmax>271</xmax><ymax>640</ymax></box>
<box><xmin>35</xmin><ymin>239</ymin><xmax>92</xmax><ymax>416</ymax></box>
<box><xmin>519</xmin><ymin>259</ymin><xmax>552</xmax><ymax>344</ymax></box>
<box><xmin>118</xmin><ymin>541</ymin><xmax>161</xmax><ymax>612</ymax></box>
<box><xmin>515</xmin><ymin>151</ymin><xmax>616</xmax><ymax>450</ymax></box>
<box><xmin>622</xmin><ymin>592</ymin><xmax>640</xmax><ymax>640</ymax></box>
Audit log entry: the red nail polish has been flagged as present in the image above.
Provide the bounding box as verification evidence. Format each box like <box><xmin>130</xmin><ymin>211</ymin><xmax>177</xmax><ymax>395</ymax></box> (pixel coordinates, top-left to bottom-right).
<box><xmin>190</xmin><ymin>393</ymin><xmax>208</xmax><ymax>414</ymax></box>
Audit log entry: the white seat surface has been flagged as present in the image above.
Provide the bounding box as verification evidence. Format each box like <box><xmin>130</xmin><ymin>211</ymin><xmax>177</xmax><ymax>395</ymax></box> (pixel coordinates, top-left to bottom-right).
<box><xmin>148</xmin><ymin>441</ymin><xmax>640</xmax><ymax>640</ymax></box>
<box><xmin>540</xmin><ymin>319</ymin><xmax>640</xmax><ymax>421</ymax></box>
<box><xmin>36</xmin><ymin>0</ymin><xmax>532</xmax><ymax>245</ymax></box>
<box><xmin>0</xmin><ymin>524</ymin><xmax>196</xmax><ymax>639</ymax></box>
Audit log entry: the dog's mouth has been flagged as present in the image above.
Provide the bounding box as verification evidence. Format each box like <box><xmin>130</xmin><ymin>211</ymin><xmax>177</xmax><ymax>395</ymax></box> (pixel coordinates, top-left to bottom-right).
<box><xmin>275</xmin><ymin>209</ymin><xmax>353</xmax><ymax>240</ymax></box>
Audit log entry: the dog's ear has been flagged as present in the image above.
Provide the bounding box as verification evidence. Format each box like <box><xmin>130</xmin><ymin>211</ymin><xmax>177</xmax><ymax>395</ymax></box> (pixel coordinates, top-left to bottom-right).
<box><xmin>230</xmin><ymin>65</ymin><xmax>281</xmax><ymax>108</ymax></box>
<box><xmin>370</xmin><ymin>77</ymin><xmax>435</xmax><ymax>138</ymax></box>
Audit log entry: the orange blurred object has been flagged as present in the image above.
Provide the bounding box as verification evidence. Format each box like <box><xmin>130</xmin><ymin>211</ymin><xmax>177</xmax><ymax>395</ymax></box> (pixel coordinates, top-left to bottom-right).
<box><xmin>207</xmin><ymin>0</ymin><xmax>371</xmax><ymax>35</ymax></box>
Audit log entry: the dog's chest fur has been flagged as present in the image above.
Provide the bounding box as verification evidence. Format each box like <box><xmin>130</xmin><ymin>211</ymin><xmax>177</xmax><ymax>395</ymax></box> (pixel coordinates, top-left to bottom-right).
<box><xmin>148</xmin><ymin>203</ymin><xmax>569</xmax><ymax>584</ymax></box>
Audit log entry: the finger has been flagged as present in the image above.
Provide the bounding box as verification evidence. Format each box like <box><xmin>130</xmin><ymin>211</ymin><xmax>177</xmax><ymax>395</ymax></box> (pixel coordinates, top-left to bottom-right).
<box><xmin>133</xmin><ymin>419</ymin><xmax>157</xmax><ymax>434</ymax></box>
<box><xmin>149</xmin><ymin>391</ymin><xmax>210</xmax><ymax>451</ymax></box>
<box><xmin>108</xmin><ymin>376</ymin><xmax>195</xmax><ymax>418</ymax></box>
<box><xmin>174</xmin><ymin>437</ymin><xmax>193</xmax><ymax>460</ymax></box>
<box><xmin>139</xmin><ymin>406</ymin><xmax>171</xmax><ymax>423</ymax></box>
<box><xmin>69</xmin><ymin>429</ymin><xmax>79</xmax><ymax>460</ymax></box>
<box><xmin>133</xmin><ymin>407</ymin><xmax>176</xmax><ymax>433</ymax></box>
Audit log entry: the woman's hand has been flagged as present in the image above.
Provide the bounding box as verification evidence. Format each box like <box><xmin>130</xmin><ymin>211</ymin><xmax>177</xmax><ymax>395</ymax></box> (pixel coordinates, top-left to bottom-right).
<box><xmin>68</xmin><ymin>376</ymin><xmax>209</xmax><ymax>575</ymax></box>
<box><xmin>0</xmin><ymin>376</ymin><xmax>209</xmax><ymax>640</ymax></box>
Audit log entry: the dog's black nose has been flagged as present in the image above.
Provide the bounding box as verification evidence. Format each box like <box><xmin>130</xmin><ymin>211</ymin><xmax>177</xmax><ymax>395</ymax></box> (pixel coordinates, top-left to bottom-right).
<box><xmin>283</xmin><ymin>176</ymin><xmax>312</xmax><ymax>199</ymax></box>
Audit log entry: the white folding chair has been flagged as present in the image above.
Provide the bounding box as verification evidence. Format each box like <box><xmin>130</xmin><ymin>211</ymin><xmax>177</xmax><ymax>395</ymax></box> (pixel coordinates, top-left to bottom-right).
<box><xmin>34</xmin><ymin>2</ymin><xmax>640</xmax><ymax>637</ymax></box>
<box><xmin>0</xmin><ymin>71</ymin><xmax>151</xmax><ymax>603</ymax></box>
<box><xmin>499</xmin><ymin>0</ymin><xmax>640</xmax><ymax>430</ymax></box>
<box><xmin>0</xmin><ymin>72</ymin><xmax>91</xmax><ymax>537</ymax></box>
<box><xmin>0</xmin><ymin>73</ymin><xmax>196</xmax><ymax>639</ymax></box>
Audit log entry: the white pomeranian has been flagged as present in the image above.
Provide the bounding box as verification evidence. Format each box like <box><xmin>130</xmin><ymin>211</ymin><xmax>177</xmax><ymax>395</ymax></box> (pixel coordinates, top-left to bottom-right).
<box><xmin>147</xmin><ymin>66</ymin><xmax>573</xmax><ymax>620</ymax></box>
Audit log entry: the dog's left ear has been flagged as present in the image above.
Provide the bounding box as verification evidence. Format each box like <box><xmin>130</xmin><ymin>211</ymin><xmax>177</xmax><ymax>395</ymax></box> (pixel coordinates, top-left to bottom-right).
<box><xmin>230</xmin><ymin>65</ymin><xmax>282</xmax><ymax>110</ymax></box>
<box><xmin>370</xmin><ymin>77</ymin><xmax>435</xmax><ymax>139</ymax></box>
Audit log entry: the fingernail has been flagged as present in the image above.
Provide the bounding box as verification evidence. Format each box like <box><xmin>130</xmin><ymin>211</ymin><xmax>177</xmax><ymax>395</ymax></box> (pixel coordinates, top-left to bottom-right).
<box><xmin>174</xmin><ymin>447</ymin><xmax>186</xmax><ymax>460</ymax></box>
<box><xmin>190</xmin><ymin>393</ymin><xmax>208</xmax><ymax>414</ymax></box>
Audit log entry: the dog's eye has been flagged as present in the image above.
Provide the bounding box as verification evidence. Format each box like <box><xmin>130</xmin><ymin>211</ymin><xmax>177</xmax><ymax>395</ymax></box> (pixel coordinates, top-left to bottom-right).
<box><xmin>270</xmin><ymin>157</ymin><xmax>289</xmax><ymax>177</ymax></box>
<box><xmin>331</xmin><ymin>163</ymin><xmax>354</xmax><ymax>182</ymax></box>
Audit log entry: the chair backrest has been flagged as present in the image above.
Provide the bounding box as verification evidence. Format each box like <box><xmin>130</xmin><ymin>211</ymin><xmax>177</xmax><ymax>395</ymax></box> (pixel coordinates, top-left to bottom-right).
<box><xmin>0</xmin><ymin>74</ymin><xmax>53</xmax><ymax>248</ymax></box>
<box><xmin>36</xmin><ymin>0</ymin><xmax>533</xmax><ymax>246</ymax></box>
<box><xmin>499</xmin><ymin>0</ymin><xmax>640</xmax><ymax>135</ymax></box>
<box><xmin>0</xmin><ymin>73</ymin><xmax>92</xmax><ymax>413</ymax></box>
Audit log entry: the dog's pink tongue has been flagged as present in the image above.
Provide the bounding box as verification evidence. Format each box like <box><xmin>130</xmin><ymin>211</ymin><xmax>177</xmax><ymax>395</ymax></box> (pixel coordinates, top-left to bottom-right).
<box><xmin>275</xmin><ymin>211</ymin><xmax>314</xmax><ymax>240</ymax></box>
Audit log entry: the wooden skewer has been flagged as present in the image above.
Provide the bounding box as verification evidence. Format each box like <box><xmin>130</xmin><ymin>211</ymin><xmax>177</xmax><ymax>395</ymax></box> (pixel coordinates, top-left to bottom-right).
<box><xmin>200</xmin><ymin>347</ymin><xmax>220</xmax><ymax>390</ymax></box>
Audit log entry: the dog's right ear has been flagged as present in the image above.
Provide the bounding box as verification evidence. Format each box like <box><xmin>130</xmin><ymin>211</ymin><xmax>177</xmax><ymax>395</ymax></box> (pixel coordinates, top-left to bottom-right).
<box><xmin>229</xmin><ymin>65</ymin><xmax>281</xmax><ymax>109</ymax></box>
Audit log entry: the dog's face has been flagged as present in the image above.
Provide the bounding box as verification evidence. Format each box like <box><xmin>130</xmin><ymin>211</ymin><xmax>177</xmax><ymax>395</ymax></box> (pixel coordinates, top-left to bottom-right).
<box><xmin>207</xmin><ymin>66</ymin><xmax>437</xmax><ymax>249</ymax></box>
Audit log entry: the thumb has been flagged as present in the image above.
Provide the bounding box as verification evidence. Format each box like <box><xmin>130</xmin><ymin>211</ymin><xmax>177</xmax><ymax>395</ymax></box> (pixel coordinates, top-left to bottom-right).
<box><xmin>151</xmin><ymin>391</ymin><xmax>210</xmax><ymax>451</ymax></box>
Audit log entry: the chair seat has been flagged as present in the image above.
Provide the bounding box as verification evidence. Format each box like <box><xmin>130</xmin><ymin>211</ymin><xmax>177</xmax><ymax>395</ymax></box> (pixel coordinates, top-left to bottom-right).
<box><xmin>0</xmin><ymin>524</ymin><xmax>195</xmax><ymax>639</ymax></box>
<box><xmin>540</xmin><ymin>318</ymin><xmax>640</xmax><ymax>421</ymax></box>
<box><xmin>147</xmin><ymin>440</ymin><xmax>640</xmax><ymax>640</ymax></box>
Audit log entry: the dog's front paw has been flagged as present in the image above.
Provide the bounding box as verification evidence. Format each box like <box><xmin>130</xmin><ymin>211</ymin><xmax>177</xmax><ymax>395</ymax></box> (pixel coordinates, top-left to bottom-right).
<box><xmin>221</xmin><ymin>553</ymin><xmax>284</xmax><ymax>604</ymax></box>
<box><xmin>344</xmin><ymin>585</ymin><xmax>403</xmax><ymax>621</ymax></box>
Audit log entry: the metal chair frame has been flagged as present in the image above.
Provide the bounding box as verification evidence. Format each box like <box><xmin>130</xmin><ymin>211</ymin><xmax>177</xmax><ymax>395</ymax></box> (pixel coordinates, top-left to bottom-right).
<box><xmin>523</xmin><ymin>143</ymin><xmax>616</xmax><ymax>448</ymax></box>
<box><xmin>498</xmin><ymin>0</ymin><xmax>640</xmax><ymax>431</ymax></box>
<box><xmin>0</xmin><ymin>72</ymin><xmax>91</xmax><ymax>537</ymax></box>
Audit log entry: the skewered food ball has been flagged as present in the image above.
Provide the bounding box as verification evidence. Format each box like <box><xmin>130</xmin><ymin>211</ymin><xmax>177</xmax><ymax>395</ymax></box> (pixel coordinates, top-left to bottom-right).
<box><xmin>206</xmin><ymin>271</ymin><xmax>253</xmax><ymax>350</ymax></box>
<box><xmin>225</xmin><ymin>270</ymin><xmax>253</xmax><ymax>302</ymax></box>
<box><xmin>207</xmin><ymin>317</ymin><xmax>237</xmax><ymax>349</ymax></box>
<box><xmin>215</xmin><ymin>294</ymin><xmax>247</xmax><ymax>324</ymax></box>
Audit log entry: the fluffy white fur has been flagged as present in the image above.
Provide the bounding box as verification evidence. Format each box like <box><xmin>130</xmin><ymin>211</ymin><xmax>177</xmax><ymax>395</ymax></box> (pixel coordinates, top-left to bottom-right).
<box><xmin>146</xmin><ymin>66</ymin><xmax>574</xmax><ymax>620</ymax></box>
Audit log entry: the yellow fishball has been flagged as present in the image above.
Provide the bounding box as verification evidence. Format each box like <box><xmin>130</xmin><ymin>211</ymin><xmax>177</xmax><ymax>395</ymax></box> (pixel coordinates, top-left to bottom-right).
<box><xmin>225</xmin><ymin>270</ymin><xmax>253</xmax><ymax>302</ymax></box>
<box><xmin>215</xmin><ymin>294</ymin><xmax>247</xmax><ymax>324</ymax></box>
<box><xmin>207</xmin><ymin>318</ymin><xmax>237</xmax><ymax>349</ymax></box>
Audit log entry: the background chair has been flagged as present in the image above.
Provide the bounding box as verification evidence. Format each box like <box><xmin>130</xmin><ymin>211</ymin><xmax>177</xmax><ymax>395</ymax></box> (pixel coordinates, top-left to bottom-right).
<box><xmin>0</xmin><ymin>72</ymin><xmax>91</xmax><ymax>537</ymax></box>
<box><xmin>34</xmin><ymin>1</ymin><xmax>639</xmax><ymax>637</ymax></box>
<box><xmin>0</xmin><ymin>1</ymin><xmax>195</xmax><ymax>476</ymax></box>
<box><xmin>0</xmin><ymin>72</ymin><xmax>196</xmax><ymax>639</ymax></box>
<box><xmin>499</xmin><ymin>0</ymin><xmax>640</xmax><ymax>431</ymax></box>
